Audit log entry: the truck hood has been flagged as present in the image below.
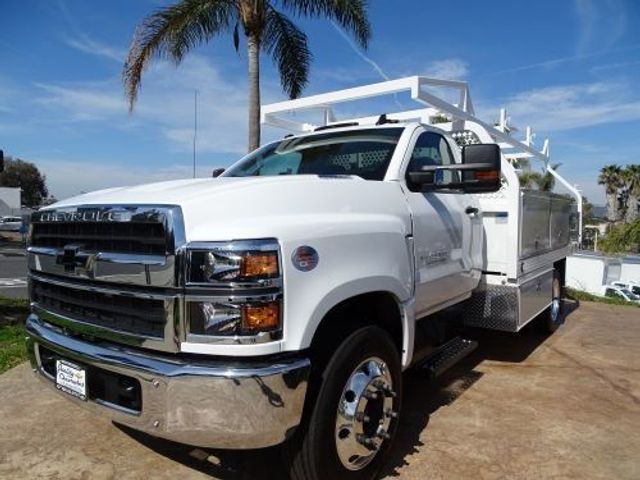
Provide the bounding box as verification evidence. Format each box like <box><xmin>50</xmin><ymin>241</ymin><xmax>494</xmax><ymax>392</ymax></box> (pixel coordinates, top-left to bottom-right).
<box><xmin>49</xmin><ymin>175</ymin><xmax>412</xmax><ymax>242</ymax></box>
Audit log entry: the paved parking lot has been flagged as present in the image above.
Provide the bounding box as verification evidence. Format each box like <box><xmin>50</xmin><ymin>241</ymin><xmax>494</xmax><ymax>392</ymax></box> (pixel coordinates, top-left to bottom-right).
<box><xmin>1</xmin><ymin>301</ymin><xmax>639</xmax><ymax>480</ymax></box>
<box><xmin>0</xmin><ymin>247</ymin><xmax>27</xmax><ymax>299</ymax></box>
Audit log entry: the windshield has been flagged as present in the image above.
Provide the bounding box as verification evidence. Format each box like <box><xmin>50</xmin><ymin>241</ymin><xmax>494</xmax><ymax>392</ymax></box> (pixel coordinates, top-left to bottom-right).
<box><xmin>619</xmin><ymin>288</ymin><xmax>639</xmax><ymax>300</ymax></box>
<box><xmin>224</xmin><ymin>128</ymin><xmax>404</xmax><ymax>181</ymax></box>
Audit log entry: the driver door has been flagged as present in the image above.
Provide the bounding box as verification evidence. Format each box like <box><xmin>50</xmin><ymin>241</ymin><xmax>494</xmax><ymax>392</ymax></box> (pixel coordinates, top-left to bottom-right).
<box><xmin>403</xmin><ymin>129</ymin><xmax>480</xmax><ymax>317</ymax></box>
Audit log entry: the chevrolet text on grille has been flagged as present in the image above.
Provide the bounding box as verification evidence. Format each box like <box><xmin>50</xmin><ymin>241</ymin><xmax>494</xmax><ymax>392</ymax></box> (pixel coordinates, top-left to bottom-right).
<box><xmin>24</xmin><ymin>76</ymin><xmax>581</xmax><ymax>480</ymax></box>
<box><xmin>35</xmin><ymin>210</ymin><xmax>132</xmax><ymax>222</ymax></box>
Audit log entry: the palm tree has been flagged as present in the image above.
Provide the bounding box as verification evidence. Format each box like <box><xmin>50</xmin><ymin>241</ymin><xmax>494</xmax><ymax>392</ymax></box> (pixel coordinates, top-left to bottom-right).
<box><xmin>518</xmin><ymin>170</ymin><xmax>541</xmax><ymax>190</ymax></box>
<box><xmin>517</xmin><ymin>163</ymin><xmax>560</xmax><ymax>191</ymax></box>
<box><xmin>123</xmin><ymin>0</ymin><xmax>370</xmax><ymax>152</ymax></box>
<box><xmin>598</xmin><ymin>164</ymin><xmax>623</xmax><ymax>222</ymax></box>
<box><xmin>623</xmin><ymin>164</ymin><xmax>640</xmax><ymax>223</ymax></box>
<box><xmin>535</xmin><ymin>163</ymin><xmax>560</xmax><ymax>192</ymax></box>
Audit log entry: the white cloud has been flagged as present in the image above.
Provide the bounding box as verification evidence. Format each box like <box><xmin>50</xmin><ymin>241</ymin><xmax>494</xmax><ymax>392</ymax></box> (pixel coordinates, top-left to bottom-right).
<box><xmin>36</xmin><ymin>158</ymin><xmax>201</xmax><ymax>201</ymax></box>
<box><xmin>65</xmin><ymin>35</ymin><xmax>127</xmax><ymax>62</ymax></box>
<box><xmin>481</xmin><ymin>81</ymin><xmax>640</xmax><ymax>133</ymax></box>
<box><xmin>575</xmin><ymin>0</ymin><xmax>626</xmax><ymax>54</ymax></box>
<box><xmin>32</xmin><ymin>55</ymin><xmax>281</xmax><ymax>154</ymax></box>
<box><xmin>423</xmin><ymin>59</ymin><xmax>468</xmax><ymax>80</ymax></box>
<box><xmin>34</xmin><ymin>83</ymin><xmax>127</xmax><ymax>120</ymax></box>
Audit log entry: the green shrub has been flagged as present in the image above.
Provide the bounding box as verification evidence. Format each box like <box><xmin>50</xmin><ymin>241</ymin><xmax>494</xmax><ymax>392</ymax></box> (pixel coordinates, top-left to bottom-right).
<box><xmin>566</xmin><ymin>287</ymin><xmax>639</xmax><ymax>307</ymax></box>
<box><xmin>600</xmin><ymin>220</ymin><xmax>640</xmax><ymax>254</ymax></box>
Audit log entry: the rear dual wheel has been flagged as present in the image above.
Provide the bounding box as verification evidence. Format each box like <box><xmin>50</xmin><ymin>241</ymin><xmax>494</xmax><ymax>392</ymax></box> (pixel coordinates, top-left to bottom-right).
<box><xmin>287</xmin><ymin>326</ymin><xmax>402</xmax><ymax>480</ymax></box>
<box><xmin>539</xmin><ymin>271</ymin><xmax>565</xmax><ymax>333</ymax></box>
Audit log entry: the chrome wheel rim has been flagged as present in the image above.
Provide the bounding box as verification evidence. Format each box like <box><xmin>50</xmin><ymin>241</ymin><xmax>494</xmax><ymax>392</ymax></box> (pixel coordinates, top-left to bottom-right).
<box><xmin>334</xmin><ymin>357</ymin><xmax>397</xmax><ymax>471</ymax></box>
<box><xmin>550</xmin><ymin>279</ymin><xmax>561</xmax><ymax>323</ymax></box>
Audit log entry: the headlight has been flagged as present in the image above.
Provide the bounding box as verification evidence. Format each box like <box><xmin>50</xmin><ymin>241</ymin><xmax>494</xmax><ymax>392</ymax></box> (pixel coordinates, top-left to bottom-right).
<box><xmin>188</xmin><ymin>300</ymin><xmax>281</xmax><ymax>337</ymax></box>
<box><xmin>187</xmin><ymin>239</ymin><xmax>280</xmax><ymax>285</ymax></box>
<box><xmin>185</xmin><ymin>239</ymin><xmax>283</xmax><ymax>341</ymax></box>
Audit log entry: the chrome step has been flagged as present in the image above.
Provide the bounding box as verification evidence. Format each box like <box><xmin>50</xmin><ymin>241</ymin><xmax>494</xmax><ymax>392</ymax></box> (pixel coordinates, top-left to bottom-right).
<box><xmin>420</xmin><ymin>337</ymin><xmax>478</xmax><ymax>379</ymax></box>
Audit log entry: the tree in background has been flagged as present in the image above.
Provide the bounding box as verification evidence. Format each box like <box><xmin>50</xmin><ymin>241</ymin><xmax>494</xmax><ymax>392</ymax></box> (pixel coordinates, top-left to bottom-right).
<box><xmin>123</xmin><ymin>0</ymin><xmax>371</xmax><ymax>152</ymax></box>
<box><xmin>516</xmin><ymin>163</ymin><xmax>560</xmax><ymax>192</ymax></box>
<box><xmin>598</xmin><ymin>164</ymin><xmax>623</xmax><ymax>222</ymax></box>
<box><xmin>600</xmin><ymin>220</ymin><xmax>640</xmax><ymax>254</ymax></box>
<box><xmin>622</xmin><ymin>164</ymin><xmax>640</xmax><ymax>223</ymax></box>
<box><xmin>0</xmin><ymin>156</ymin><xmax>49</xmax><ymax>207</ymax></box>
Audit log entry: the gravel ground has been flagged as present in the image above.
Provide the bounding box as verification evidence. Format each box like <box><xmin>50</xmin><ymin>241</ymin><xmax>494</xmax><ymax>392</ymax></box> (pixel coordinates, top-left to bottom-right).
<box><xmin>1</xmin><ymin>301</ymin><xmax>639</xmax><ymax>480</ymax></box>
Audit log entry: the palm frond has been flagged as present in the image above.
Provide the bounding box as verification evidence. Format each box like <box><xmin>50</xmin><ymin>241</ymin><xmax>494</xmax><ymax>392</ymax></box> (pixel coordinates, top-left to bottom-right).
<box><xmin>263</xmin><ymin>7</ymin><xmax>311</xmax><ymax>99</ymax></box>
<box><xmin>280</xmin><ymin>0</ymin><xmax>371</xmax><ymax>48</ymax></box>
<box><xmin>518</xmin><ymin>171</ymin><xmax>541</xmax><ymax>190</ymax></box>
<box><xmin>123</xmin><ymin>0</ymin><xmax>235</xmax><ymax>111</ymax></box>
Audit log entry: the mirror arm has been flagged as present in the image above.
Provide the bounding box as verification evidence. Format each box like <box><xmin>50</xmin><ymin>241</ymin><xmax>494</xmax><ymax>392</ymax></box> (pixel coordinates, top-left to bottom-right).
<box><xmin>415</xmin><ymin>162</ymin><xmax>496</xmax><ymax>172</ymax></box>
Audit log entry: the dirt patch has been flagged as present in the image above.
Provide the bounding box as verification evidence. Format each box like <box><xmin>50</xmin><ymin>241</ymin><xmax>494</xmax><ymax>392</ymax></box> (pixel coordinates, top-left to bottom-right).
<box><xmin>1</xmin><ymin>302</ymin><xmax>639</xmax><ymax>479</ymax></box>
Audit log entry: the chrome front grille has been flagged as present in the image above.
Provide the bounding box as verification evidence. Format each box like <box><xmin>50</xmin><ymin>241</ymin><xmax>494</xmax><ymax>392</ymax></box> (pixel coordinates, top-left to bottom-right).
<box><xmin>31</xmin><ymin>278</ymin><xmax>168</xmax><ymax>339</ymax></box>
<box><xmin>31</xmin><ymin>220</ymin><xmax>167</xmax><ymax>255</ymax></box>
<box><xmin>28</xmin><ymin>205</ymin><xmax>185</xmax><ymax>352</ymax></box>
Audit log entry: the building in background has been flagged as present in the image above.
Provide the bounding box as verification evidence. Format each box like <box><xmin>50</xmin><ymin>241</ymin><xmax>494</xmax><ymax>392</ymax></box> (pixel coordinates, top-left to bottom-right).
<box><xmin>0</xmin><ymin>187</ymin><xmax>21</xmax><ymax>216</ymax></box>
<box><xmin>567</xmin><ymin>252</ymin><xmax>640</xmax><ymax>295</ymax></box>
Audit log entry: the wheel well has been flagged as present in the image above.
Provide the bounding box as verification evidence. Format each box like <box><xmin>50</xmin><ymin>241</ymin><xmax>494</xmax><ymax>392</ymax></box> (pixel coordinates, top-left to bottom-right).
<box><xmin>309</xmin><ymin>291</ymin><xmax>403</xmax><ymax>364</ymax></box>
<box><xmin>554</xmin><ymin>258</ymin><xmax>567</xmax><ymax>287</ymax></box>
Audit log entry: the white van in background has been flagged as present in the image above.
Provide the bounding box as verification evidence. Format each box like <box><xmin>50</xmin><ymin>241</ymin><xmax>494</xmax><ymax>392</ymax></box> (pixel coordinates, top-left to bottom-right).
<box><xmin>611</xmin><ymin>280</ymin><xmax>640</xmax><ymax>296</ymax></box>
<box><xmin>602</xmin><ymin>284</ymin><xmax>640</xmax><ymax>303</ymax></box>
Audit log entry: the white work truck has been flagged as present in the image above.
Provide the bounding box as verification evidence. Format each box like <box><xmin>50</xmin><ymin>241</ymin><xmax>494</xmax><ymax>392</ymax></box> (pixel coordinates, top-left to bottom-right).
<box><xmin>25</xmin><ymin>77</ymin><xmax>581</xmax><ymax>480</ymax></box>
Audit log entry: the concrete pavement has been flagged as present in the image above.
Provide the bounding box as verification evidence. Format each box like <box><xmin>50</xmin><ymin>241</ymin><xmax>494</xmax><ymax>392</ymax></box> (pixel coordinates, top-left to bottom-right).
<box><xmin>1</xmin><ymin>301</ymin><xmax>639</xmax><ymax>479</ymax></box>
<box><xmin>0</xmin><ymin>250</ymin><xmax>27</xmax><ymax>299</ymax></box>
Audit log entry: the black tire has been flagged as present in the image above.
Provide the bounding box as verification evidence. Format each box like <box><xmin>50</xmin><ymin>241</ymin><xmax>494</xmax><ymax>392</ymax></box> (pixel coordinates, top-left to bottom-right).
<box><xmin>286</xmin><ymin>326</ymin><xmax>402</xmax><ymax>480</ymax></box>
<box><xmin>538</xmin><ymin>270</ymin><xmax>565</xmax><ymax>333</ymax></box>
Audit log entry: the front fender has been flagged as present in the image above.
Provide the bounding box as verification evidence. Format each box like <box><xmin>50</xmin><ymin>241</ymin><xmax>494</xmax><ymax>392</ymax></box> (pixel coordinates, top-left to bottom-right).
<box><xmin>280</xmin><ymin>228</ymin><xmax>415</xmax><ymax>367</ymax></box>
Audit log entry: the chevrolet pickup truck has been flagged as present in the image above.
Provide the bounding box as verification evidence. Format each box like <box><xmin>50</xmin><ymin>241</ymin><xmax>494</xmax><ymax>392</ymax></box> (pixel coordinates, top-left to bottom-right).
<box><xmin>25</xmin><ymin>77</ymin><xmax>581</xmax><ymax>480</ymax></box>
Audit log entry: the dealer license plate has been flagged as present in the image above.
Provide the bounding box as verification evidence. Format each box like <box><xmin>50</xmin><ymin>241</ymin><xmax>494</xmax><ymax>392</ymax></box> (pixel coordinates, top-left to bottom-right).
<box><xmin>56</xmin><ymin>359</ymin><xmax>87</xmax><ymax>400</ymax></box>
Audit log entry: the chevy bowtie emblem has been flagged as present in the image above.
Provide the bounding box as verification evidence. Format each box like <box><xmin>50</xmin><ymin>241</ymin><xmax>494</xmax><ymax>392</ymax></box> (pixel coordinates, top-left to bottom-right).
<box><xmin>56</xmin><ymin>245</ymin><xmax>95</xmax><ymax>274</ymax></box>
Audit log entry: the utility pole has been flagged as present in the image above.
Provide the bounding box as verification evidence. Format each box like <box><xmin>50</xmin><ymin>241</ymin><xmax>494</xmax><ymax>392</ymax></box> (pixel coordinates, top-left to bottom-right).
<box><xmin>193</xmin><ymin>90</ymin><xmax>198</xmax><ymax>178</ymax></box>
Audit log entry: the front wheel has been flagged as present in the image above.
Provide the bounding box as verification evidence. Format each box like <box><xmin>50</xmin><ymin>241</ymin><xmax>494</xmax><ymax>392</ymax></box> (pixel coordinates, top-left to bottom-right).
<box><xmin>286</xmin><ymin>326</ymin><xmax>402</xmax><ymax>480</ymax></box>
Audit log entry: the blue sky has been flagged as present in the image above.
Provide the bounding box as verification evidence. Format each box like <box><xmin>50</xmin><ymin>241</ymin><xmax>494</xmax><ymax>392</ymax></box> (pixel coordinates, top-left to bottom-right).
<box><xmin>2</xmin><ymin>0</ymin><xmax>640</xmax><ymax>204</ymax></box>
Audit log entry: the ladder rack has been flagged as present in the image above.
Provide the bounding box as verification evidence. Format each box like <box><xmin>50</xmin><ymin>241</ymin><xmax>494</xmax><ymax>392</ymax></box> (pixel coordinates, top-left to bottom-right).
<box><xmin>262</xmin><ymin>76</ymin><xmax>582</xmax><ymax>242</ymax></box>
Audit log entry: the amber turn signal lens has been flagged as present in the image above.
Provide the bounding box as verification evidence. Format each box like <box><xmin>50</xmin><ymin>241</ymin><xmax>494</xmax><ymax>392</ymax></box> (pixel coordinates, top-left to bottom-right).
<box><xmin>474</xmin><ymin>170</ymin><xmax>499</xmax><ymax>181</ymax></box>
<box><xmin>241</xmin><ymin>252</ymin><xmax>279</xmax><ymax>278</ymax></box>
<box><xmin>242</xmin><ymin>302</ymin><xmax>280</xmax><ymax>332</ymax></box>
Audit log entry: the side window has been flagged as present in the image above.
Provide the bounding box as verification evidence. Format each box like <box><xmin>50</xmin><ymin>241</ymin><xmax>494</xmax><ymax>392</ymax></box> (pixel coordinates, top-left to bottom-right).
<box><xmin>406</xmin><ymin>132</ymin><xmax>457</xmax><ymax>189</ymax></box>
<box><xmin>605</xmin><ymin>288</ymin><xmax>619</xmax><ymax>298</ymax></box>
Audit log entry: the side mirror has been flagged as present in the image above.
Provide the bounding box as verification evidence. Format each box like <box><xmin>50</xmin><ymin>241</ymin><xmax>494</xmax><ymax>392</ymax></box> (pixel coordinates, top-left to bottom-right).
<box><xmin>0</xmin><ymin>150</ymin><xmax>4</xmax><ymax>173</ymax></box>
<box><xmin>407</xmin><ymin>143</ymin><xmax>501</xmax><ymax>193</ymax></box>
<box><xmin>460</xmin><ymin>144</ymin><xmax>501</xmax><ymax>193</ymax></box>
<box><xmin>211</xmin><ymin>167</ymin><xmax>225</xmax><ymax>178</ymax></box>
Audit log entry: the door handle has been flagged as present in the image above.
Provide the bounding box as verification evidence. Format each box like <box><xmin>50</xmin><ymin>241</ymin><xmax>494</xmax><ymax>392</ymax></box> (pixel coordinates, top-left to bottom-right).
<box><xmin>465</xmin><ymin>206</ymin><xmax>479</xmax><ymax>215</ymax></box>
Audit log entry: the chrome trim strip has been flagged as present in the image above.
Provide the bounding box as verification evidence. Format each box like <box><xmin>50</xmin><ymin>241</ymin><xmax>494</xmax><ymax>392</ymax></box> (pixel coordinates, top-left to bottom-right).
<box><xmin>27</xmin><ymin>315</ymin><xmax>310</xmax><ymax>449</ymax></box>
<box><xmin>185</xmin><ymin>331</ymin><xmax>282</xmax><ymax>345</ymax></box>
<box><xmin>30</xmin><ymin>273</ymin><xmax>179</xmax><ymax>301</ymax></box>
<box><xmin>27</xmin><ymin>247</ymin><xmax>166</xmax><ymax>266</ymax></box>
<box><xmin>186</xmin><ymin>239</ymin><xmax>281</xmax><ymax>252</ymax></box>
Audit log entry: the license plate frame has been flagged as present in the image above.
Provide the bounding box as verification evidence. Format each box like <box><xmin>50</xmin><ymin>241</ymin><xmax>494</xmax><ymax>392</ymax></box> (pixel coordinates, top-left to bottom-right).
<box><xmin>55</xmin><ymin>359</ymin><xmax>87</xmax><ymax>401</ymax></box>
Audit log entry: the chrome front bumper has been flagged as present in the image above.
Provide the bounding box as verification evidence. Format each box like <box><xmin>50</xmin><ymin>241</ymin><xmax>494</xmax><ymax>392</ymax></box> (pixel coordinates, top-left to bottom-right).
<box><xmin>26</xmin><ymin>314</ymin><xmax>310</xmax><ymax>449</ymax></box>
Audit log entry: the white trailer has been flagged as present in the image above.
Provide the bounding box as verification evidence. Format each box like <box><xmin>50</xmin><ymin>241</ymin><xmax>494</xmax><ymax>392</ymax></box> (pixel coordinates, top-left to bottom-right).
<box><xmin>566</xmin><ymin>253</ymin><xmax>622</xmax><ymax>295</ymax></box>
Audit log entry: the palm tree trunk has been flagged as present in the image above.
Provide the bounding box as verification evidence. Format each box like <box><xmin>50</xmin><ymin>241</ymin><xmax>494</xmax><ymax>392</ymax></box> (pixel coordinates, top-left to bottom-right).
<box><xmin>247</xmin><ymin>34</ymin><xmax>261</xmax><ymax>152</ymax></box>
<box><xmin>607</xmin><ymin>192</ymin><xmax>618</xmax><ymax>222</ymax></box>
<box><xmin>626</xmin><ymin>195</ymin><xmax>639</xmax><ymax>222</ymax></box>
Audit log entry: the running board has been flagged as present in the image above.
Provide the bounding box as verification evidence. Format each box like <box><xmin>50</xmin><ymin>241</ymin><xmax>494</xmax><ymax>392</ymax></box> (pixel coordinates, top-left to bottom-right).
<box><xmin>420</xmin><ymin>337</ymin><xmax>478</xmax><ymax>379</ymax></box>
